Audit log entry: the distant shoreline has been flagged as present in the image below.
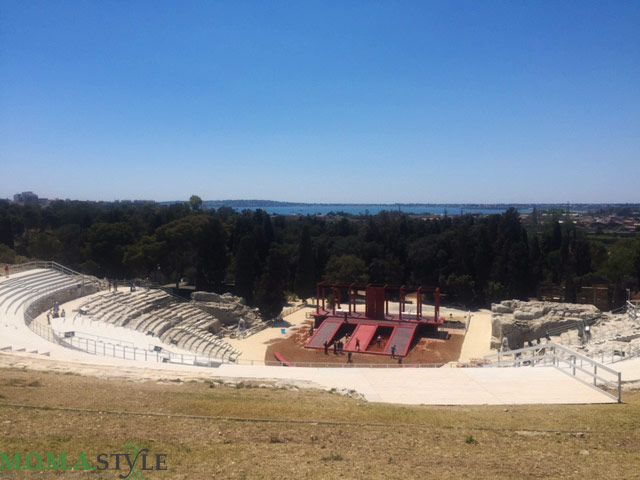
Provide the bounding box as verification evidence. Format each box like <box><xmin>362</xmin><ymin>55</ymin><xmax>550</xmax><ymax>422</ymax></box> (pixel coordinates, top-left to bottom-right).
<box><xmin>154</xmin><ymin>200</ymin><xmax>639</xmax><ymax>216</ymax></box>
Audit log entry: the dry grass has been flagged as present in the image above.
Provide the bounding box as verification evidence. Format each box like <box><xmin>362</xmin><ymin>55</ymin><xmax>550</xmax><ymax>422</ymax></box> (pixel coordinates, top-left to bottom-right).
<box><xmin>0</xmin><ymin>368</ymin><xmax>639</xmax><ymax>479</ymax></box>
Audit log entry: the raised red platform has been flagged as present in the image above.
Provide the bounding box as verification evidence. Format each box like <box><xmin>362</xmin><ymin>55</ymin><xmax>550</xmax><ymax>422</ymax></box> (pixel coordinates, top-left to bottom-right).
<box><xmin>305</xmin><ymin>283</ymin><xmax>444</xmax><ymax>358</ymax></box>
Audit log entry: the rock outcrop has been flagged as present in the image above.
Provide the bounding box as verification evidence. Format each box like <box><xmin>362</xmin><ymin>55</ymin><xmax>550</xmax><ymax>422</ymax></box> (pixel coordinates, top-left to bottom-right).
<box><xmin>191</xmin><ymin>291</ymin><xmax>263</xmax><ymax>329</ymax></box>
<box><xmin>491</xmin><ymin>300</ymin><xmax>600</xmax><ymax>349</ymax></box>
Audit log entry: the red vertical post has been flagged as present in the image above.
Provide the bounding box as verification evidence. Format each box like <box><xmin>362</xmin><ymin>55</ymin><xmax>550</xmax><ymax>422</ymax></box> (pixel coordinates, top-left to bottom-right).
<box><xmin>352</xmin><ymin>287</ymin><xmax>356</xmax><ymax>314</ymax></box>
<box><xmin>435</xmin><ymin>288</ymin><xmax>440</xmax><ymax>322</ymax></box>
<box><xmin>382</xmin><ymin>285</ymin><xmax>387</xmax><ymax>316</ymax></box>
<box><xmin>417</xmin><ymin>287</ymin><xmax>422</xmax><ymax>320</ymax></box>
<box><xmin>316</xmin><ymin>284</ymin><xmax>320</xmax><ymax>314</ymax></box>
<box><xmin>332</xmin><ymin>286</ymin><xmax>336</xmax><ymax>315</ymax></box>
<box><xmin>399</xmin><ymin>287</ymin><xmax>404</xmax><ymax>321</ymax></box>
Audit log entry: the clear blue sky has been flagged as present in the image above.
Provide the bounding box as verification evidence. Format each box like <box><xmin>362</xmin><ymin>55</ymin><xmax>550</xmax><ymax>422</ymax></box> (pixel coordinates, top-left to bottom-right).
<box><xmin>1</xmin><ymin>1</ymin><xmax>639</xmax><ymax>203</ymax></box>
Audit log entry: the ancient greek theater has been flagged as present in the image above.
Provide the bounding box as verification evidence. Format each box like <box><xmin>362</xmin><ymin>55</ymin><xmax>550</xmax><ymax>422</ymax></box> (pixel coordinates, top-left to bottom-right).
<box><xmin>3</xmin><ymin>262</ymin><xmax>639</xmax><ymax>406</ymax></box>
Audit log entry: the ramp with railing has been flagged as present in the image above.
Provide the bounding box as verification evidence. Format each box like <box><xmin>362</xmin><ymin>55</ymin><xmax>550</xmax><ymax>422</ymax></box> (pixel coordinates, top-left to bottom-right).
<box><xmin>483</xmin><ymin>342</ymin><xmax>622</xmax><ymax>403</ymax></box>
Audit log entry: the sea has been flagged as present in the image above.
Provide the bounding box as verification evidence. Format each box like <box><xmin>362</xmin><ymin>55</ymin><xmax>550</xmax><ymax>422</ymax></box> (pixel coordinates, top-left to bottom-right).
<box><xmin>208</xmin><ymin>204</ymin><xmax>533</xmax><ymax>216</ymax></box>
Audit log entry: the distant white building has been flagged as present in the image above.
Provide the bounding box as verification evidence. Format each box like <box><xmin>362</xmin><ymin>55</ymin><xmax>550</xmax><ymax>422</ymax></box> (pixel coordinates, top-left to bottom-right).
<box><xmin>13</xmin><ymin>191</ymin><xmax>48</xmax><ymax>205</ymax></box>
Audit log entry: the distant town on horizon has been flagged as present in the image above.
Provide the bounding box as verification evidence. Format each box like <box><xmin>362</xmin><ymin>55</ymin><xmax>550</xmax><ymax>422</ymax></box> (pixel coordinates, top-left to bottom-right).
<box><xmin>7</xmin><ymin>191</ymin><xmax>640</xmax><ymax>210</ymax></box>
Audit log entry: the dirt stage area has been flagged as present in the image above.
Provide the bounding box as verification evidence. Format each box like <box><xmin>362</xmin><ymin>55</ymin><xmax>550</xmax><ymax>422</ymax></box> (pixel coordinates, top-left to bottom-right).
<box><xmin>265</xmin><ymin>320</ymin><xmax>464</xmax><ymax>366</ymax></box>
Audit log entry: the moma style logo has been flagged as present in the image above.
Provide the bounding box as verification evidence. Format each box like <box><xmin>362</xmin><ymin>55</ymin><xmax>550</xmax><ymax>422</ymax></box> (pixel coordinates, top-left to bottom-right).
<box><xmin>1</xmin><ymin>441</ymin><xmax>167</xmax><ymax>479</ymax></box>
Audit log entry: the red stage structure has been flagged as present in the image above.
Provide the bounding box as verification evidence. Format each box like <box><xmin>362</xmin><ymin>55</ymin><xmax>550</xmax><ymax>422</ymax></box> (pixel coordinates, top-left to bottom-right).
<box><xmin>305</xmin><ymin>283</ymin><xmax>444</xmax><ymax>358</ymax></box>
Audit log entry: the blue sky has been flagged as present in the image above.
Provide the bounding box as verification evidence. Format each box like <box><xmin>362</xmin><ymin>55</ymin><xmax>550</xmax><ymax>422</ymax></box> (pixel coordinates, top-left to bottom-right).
<box><xmin>1</xmin><ymin>1</ymin><xmax>639</xmax><ymax>203</ymax></box>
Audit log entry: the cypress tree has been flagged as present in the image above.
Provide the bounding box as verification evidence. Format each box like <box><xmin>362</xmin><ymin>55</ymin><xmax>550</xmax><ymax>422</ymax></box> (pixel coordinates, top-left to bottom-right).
<box><xmin>256</xmin><ymin>245</ymin><xmax>288</xmax><ymax>319</ymax></box>
<box><xmin>294</xmin><ymin>225</ymin><xmax>315</xmax><ymax>301</ymax></box>
<box><xmin>235</xmin><ymin>236</ymin><xmax>256</xmax><ymax>303</ymax></box>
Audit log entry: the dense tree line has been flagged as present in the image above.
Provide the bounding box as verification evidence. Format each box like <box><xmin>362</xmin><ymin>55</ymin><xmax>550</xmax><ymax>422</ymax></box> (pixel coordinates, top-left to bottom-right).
<box><xmin>1</xmin><ymin>199</ymin><xmax>639</xmax><ymax>315</ymax></box>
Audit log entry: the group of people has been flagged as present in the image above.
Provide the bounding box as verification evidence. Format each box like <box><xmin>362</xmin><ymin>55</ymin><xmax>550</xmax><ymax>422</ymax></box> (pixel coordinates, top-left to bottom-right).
<box><xmin>322</xmin><ymin>340</ymin><xmax>355</xmax><ymax>364</ymax></box>
<box><xmin>45</xmin><ymin>302</ymin><xmax>65</xmax><ymax>324</ymax></box>
<box><xmin>319</xmin><ymin>334</ymin><xmax>399</xmax><ymax>362</ymax></box>
<box><xmin>323</xmin><ymin>339</ymin><xmax>347</xmax><ymax>355</ymax></box>
<box><xmin>107</xmin><ymin>278</ymin><xmax>150</xmax><ymax>293</ymax></box>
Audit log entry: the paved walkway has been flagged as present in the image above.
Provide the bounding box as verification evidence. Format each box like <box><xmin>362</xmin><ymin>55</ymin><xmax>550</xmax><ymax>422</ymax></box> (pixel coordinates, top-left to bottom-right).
<box><xmin>224</xmin><ymin>307</ymin><xmax>312</xmax><ymax>363</ymax></box>
<box><xmin>0</xmin><ymin>351</ymin><xmax>616</xmax><ymax>405</ymax></box>
<box><xmin>459</xmin><ymin>310</ymin><xmax>495</xmax><ymax>362</ymax></box>
<box><xmin>611</xmin><ymin>357</ymin><xmax>640</xmax><ymax>384</ymax></box>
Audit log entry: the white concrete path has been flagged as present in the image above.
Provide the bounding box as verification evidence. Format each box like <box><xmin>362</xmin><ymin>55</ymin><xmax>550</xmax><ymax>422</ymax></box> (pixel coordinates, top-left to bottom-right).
<box><xmin>225</xmin><ymin>307</ymin><xmax>312</xmax><ymax>362</ymax></box>
<box><xmin>610</xmin><ymin>357</ymin><xmax>640</xmax><ymax>384</ymax></box>
<box><xmin>459</xmin><ymin>310</ymin><xmax>495</xmax><ymax>362</ymax></box>
<box><xmin>0</xmin><ymin>350</ymin><xmax>616</xmax><ymax>405</ymax></box>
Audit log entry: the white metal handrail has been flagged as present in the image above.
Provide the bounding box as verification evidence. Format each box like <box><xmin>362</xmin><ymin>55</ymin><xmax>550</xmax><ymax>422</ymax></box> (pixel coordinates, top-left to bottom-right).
<box><xmin>484</xmin><ymin>342</ymin><xmax>622</xmax><ymax>403</ymax></box>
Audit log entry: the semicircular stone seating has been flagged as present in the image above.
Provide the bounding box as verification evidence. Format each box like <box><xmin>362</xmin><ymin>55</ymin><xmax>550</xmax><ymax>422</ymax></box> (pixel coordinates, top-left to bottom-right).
<box><xmin>76</xmin><ymin>288</ymin><xmax>241</xmax><ymax>361</ymax></box>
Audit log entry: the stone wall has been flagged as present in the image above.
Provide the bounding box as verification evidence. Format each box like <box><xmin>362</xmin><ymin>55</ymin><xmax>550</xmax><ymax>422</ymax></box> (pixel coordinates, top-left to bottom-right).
<box><xmin>191</xmin><ymin>291</ymin><xmax>263</xmax><ymax>328</ymax></box>
<box><xmin>25</xmin><ymin>282</ymin><xmax>101</xmax><ymax>323</ymax></box>
<box><xmin>491</xmin><ymin>299</ymin><xmax>600</xmax><ymax>349</ymax></box>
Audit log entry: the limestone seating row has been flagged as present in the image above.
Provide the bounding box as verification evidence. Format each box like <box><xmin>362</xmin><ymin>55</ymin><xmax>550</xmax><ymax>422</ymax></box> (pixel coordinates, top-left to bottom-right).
<box><xmin>141</xmin><ymin>304</ymin><xmax>213</xmax><ymax>337</ymax></box>
<box><xmin>166</xmin><ymin>326</ymin><xmax>237</xmax><ymax>360</ymax></box>
<box><xmin>0</xmin><ymin>345</ymin><xmax>51</xmax><ymax>356</ymax></box>
<box><xmin>1</xmin><ymin>274</ymin><xmax>80</xmax><ymax>315</ymax></box>
<box><xmin>86</xmin><ymin>292</ymin><xmax>151</xmax><ymax>316</ymax></box>
<box><xmin>179</xmin><ymin>325</ymin><xmax>239</xmax><ymax>360</ymax></box>
<box><xmin>0</xmin><ymin>270</ymin><xmax>61</xmax><ymax>295</ymax></box>
<box><xmin>146</xmin><ymin>307</ymin><xmax>212</xmax><ymax>337</ymax></box>
<box><xmin>80</xmin><ymin>291</ymin><xmax>169</xmax><ymax>327</ymax></box>
<box><xmin>81</xmin><ymin>290</ymin><xmax>164</xmax><ymax>314</ymax></box>
<box><xmin>159</xmin><ymin>314</ymin><xmax>213</xmax><ymax>343</ymax></box>
<box><xmin>133</xmin><ymin>302</ymin><xmax>198</xmax><ymax>331</ymax></box>
<box><xmin>10</xmin><ymin>278</ymin><xmax>82</xmax><ymax>316</ymax></box>
<box><xmin>0</xmin><ymin>270</ymin><xmax>68</xmax><ymax>307</ymax></box>
<box><xmin>160</xmin><ymin>323</ymin><xmax>236</xmax><ymax>360</ymax></box>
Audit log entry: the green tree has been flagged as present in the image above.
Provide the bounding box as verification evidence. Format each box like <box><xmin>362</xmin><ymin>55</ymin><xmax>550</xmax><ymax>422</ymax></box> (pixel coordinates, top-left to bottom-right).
<box><xmin>25</xmin><ymin>231</ymin><xmax>64</xmax><ymax>262</ymax></box>
<box><xmin>234</xmin><ymin>236</ymin><xmax>257</xmax><ymax>303</ymax></box>
<box><xmin>256</xmin><ymin>245</ymin><xmax>289</xmax><ymax>319</ymax></box>
<box><xmin>324</xmin><ymin>254</ymin><xmax>369</xmax><ymax>284</ymax></box>
<box><xmin>86</xmin><ymin>222</ymin><xmax>135</xmax><ymax>277</ymax></box>
<box><xmin>123</xmin><ymin>235</ymin><xmax>167</xmax><ymax>277</ymax></box>
<box><xmin>294</xmin><ymin>226</ymin><xmax>315</xmax><ymax>300</ymax></box>
<box><xmin>446</xmin><ymin>273</ymin><xmax>475</xmax><ymax>306</ymax></box>
<box><xmin>156</xmin><ymin>215</ymin><xmax>227</xmax><ymax>290</ymax></box>
<box><xmin>0</xmin><ymin>215</ymin><xmax>14</xmax><ymax>248</ymax></box>
<box><xmin>189</xmin><ymin>195</ymin><xmax>203</xmax><ymax>212</ymax></box>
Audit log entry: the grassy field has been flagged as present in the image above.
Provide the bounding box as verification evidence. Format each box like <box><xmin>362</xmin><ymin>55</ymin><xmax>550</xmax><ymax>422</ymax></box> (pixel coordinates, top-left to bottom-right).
<box><xmin>1</xmin><ymin>367</ymin><xmax>639</xmax><ymax>479</ymax></box>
